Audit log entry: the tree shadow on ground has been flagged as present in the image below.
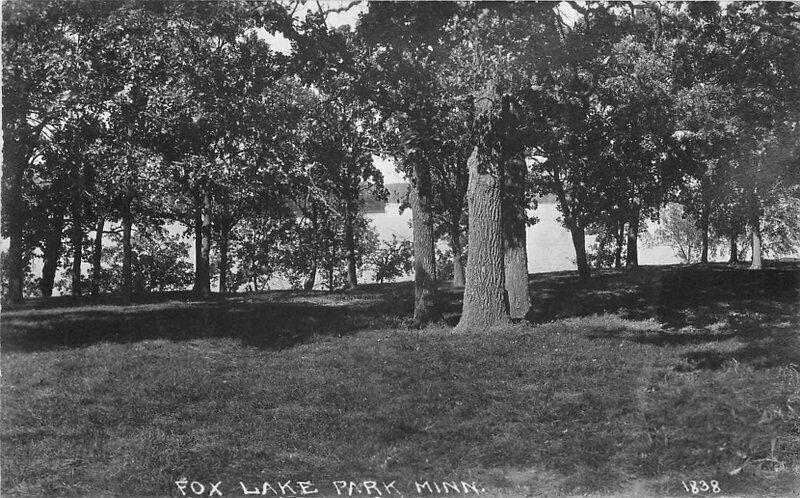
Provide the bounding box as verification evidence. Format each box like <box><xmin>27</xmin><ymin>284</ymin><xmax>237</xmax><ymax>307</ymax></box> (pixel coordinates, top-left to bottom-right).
<box><xmin>526</xmin><ymin>262</ymin><xmax>799</xmax><ymax>371</ymax></box>
<box><xmin>0</xmin><ymin>283</ymin><xmax>417</xmax><ymax>353</ymax></box>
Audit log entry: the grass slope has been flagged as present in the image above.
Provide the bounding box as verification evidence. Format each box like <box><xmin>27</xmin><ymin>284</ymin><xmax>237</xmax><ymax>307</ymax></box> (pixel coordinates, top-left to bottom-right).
<box><xmin>2</xmin><ymin>264</ymin><xmax>799</xmax><ymax>496</ymax></box>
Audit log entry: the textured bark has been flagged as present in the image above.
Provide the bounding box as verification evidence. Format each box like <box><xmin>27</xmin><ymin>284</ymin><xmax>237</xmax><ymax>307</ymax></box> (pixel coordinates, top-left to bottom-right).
<box><xmin>343</xmin><ymin>202</ymin><xmax>358</xmax><ymax>290</ymax></box>
<box><xmin>502</xmin><ymin>155</ymin><xmax>531</xmax><ymax>319</ymax></box>
<box><xmin>751</xmin><ymin>218</ymin><xmax>762</xmax><ymax>269</ymax></box>
<box><xmin>121</xmin><ymin>194</ymin><xmax>133</xmax><ymax>302</ymax></box>
<box><xmin>728</xmin><ymin>234</ymin><xmax>738</xmax><ymax>264</ymax></box>
<box><xmin>410</xmin><ymin>163</ymin><xmax>441</xmax><ymax>327</ymax></box>
<box><xmin>304</xmin><ymin>257</ymin><xmax>317</xmax><ymax>290</ymax></box>
<box><xmin>455</xmin><ymin>146</ymin><xmax>509</xmax><ymax>332</ymax></box>
<box><xmin>614</xmin><ymin>221</ymin><xmax>625</xmax><ymax>270</ymax></box>
<box><xmin>626</xmin><ymin>204</ymin><xmax>640</xmax><ymax>268</ymax></box>
<box><xmin>40</xmin><ymin>209</ymin><xmax>65</xmax><ymax>297</ymax></box>
<box><xmin>91</xmin><ymin>216</ymin><xmax>104</xmax><ymax>296</ymax></box>
<box><xmin>450</xmin><ymin>224</ymin><xmax>465</xmax><ymax>288</ymax></box>
<box><xmin>569</xmin><ymin>223</ymin><xmax>591</xmax><ymax>279</ymax></box>
<box><xmin>198</xmin><ymin>187</ymin><xmax>212</xmax><ymax>296</ymax></box>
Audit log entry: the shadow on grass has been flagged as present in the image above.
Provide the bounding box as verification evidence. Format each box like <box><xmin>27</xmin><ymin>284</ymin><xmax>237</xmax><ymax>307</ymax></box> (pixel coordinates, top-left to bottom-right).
<box><xmin>2</xmin><ymin>263</ymin><xmax>797</xmax><ymax>363</ymax></box>
<box><xmin>1</xmin><ymin>283</ymin><xmax>418</xmax><ymax>353</ymax></box>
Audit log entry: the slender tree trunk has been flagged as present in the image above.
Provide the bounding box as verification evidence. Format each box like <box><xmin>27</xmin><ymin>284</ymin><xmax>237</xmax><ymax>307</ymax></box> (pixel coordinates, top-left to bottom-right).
<box><xmin>304</xmin><ymin>257</ymin><xmax>317</xmax><ymax>290</ymax></box>
<box><xmin>198</xmin><ymin>186</ymin><xmax>212</xmax><ymax>296</ymax></box>
<box><xmin>40</xmin><ymin>208</ymin><xmax>65</xmax><ymax>297</ymax></box>
<box><xmin>219</xmin><ymin>225</ymin><xmax>229</xmax><ymax>293</ymax></box>
<box><xmin>69</xmin><ymin>161</ymin><xmax>91</xmax><ymax>297</ymax></box>
<box><xmin>343</xmin><ymin>201</ymin><xmax>358</xmax><ymax>290</ymax></box>
<box><xmin>455</xmin><ymin>146</ymin><xmax>509</xmax><ymax>332</ymax></box>
<box><xmin>91</xmin><ymin>216</ymin><xmax>104</xmax><ymax>296</ymax></box>
<box><xmin>502</xmin><ymin>154</ymin><xmax>531</xmax><ymax>319</ymax></box>
<box><xmin>751</xmin><ymin>218</ymin><xmax>762</xmax><ymax>269</ymax></box>
<box><xmin>626</xmin><ymin>203</ymin><xmax>640</xmax><ymax>268</ymax></box>
<box><xmin>614</xmin><ymin>221</ymin><xmax>625</xmax><ymax>270</ymax></box>
<box><xmin>410</xmin><ymin>163</ymin><xmax>441</xmax><ymax>326</ymax></box>
<box><xmin>121</xmin><ymin>193</ymin><xmax>133</xmax><ymax>302</ymax></box>
<box><xmin>303</xmin><ymin>207</ymin><xmax>319</xmax><ymax>290</ymax></box>
<box><xmin>328</xmin><ymin>238</ymin><xmax>335</xmax><ymax>291</ymax></box>
<box><xmin>569</xmin><ymin>222</ymin><xmax>591</xmax><ymax>279</ymax></box>
<box><xmin>450</xmin><ymin>224</ymin><xmax>465</xmax><ymax>288</ymax></box>
<box><xmin>193</xmin><ymin>205</ymin><xmax>203</xmax><ymax>292</ymax></box>
<box><xmin>700</xmin><ymin>203</ymin><xmax>710</xmax><ymax>264</ymax></box>
<box><xmin>728</xmin><ymin>234</ymin><xmax>738</xmax><ymax>264</ymax></box>
<box><xmin>3</xmin><ymin>142</ymin><xmax>26</xmax><ymax>303</ymax></box>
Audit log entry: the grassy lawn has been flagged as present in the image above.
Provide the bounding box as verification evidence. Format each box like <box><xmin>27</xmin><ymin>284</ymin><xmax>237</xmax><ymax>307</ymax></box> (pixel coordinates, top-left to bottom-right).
<box><xmin>2</xmin><ymin>264</ymin><xmax>799</xmax><ymax>496</ymax></box>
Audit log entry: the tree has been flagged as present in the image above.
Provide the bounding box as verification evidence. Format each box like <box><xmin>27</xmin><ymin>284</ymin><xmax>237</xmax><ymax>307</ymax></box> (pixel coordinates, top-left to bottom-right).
<box><xmin>368</xmin><ymin>235</ymin><xmax>413</xmax><ymax>284</ymax></box>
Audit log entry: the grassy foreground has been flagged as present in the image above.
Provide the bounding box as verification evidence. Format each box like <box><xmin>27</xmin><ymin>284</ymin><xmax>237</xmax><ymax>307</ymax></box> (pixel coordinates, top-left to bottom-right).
<box><xmin>2</xmin><ymin>264</ymin><xmax>799</xmax><ymax>496</ymax></box>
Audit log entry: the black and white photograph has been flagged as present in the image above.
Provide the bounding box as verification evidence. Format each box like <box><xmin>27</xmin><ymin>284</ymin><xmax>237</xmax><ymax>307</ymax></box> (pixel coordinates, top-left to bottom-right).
<box><xmin>2</xmin><ymin>0</ymin><xmax>799</xmax><ymax>495</ymax></box>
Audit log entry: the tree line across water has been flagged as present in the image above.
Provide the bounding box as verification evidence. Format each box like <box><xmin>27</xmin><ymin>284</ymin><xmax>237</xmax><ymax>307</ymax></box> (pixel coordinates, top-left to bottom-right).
<box><xmin>2</xmin><ymin>1</ymin><xmax>799</xmax><ymax>329</ymax></box>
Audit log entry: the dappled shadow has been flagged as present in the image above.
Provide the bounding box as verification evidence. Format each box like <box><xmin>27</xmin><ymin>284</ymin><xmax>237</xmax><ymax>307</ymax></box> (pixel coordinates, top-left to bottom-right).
<box><xmin>1</xmin><ymin>282</ymin><xmax>417</xmax><ymax>353</ymax></box>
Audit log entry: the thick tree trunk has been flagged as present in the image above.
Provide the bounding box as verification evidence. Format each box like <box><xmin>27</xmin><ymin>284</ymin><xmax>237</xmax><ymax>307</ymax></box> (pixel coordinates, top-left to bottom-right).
<box><xmin>198</xmin><ymin>186</ymin><xmax>212</xmax><ymax>296</ymax></box>
<box><xmin>751</xmin><ymin>219</ymin><xmax>762</xmax><ymax>269</ymax></box>
<box><xmin>502</xmin><ymin>155</ymin><xmax>531</xmax><ymax>319</ymax></box>
<box><xmin>410</xmin><ymin>163</ymin><xmax>441</xmax><ymax>327</ymax></box>
<box><xmin>40</xmin><ymin>208</ymin><xmax>65</xmax><ymax>297</ymax></box>
<box><xmin>450</xmin><ymin>224</ymin><xmax>465</xmax><ymax>288</ymax></box>
<box><xmin>728</xmin><ymin>234</ymin><xmax>738</xmax><ymax>264</ymax></box>
<box><xmin>569</xmin><ymin>222</ymin><xmax>591</xmax><ymax>279</ymax></box>
<box><xmin>121</xmin><ymin>194</ymin><xmax>133</xmax><ymax>302</ymax></box>
<box><xmin>343</xmin><ymin>202</ymin><xmax>358</xmax><ymax>290</ymax></box>
<box><xmin>91</xmin><ymin>216</ymin><xmax>104</xmax><ymax>296</ymax></box>
<box><xmin>614</xmin><ymin>221</ymin><xmax>625</xmax><ymax>270</ymax></box>
<box><xmin>455</xmin><ymin>146</ymin><xmax>509</xmax><ymax>332</ymax></box>
<box><xmin>626</xmin><ymin>204</ymin><xmax>640</xmax><ymax>268</ymax></box>
<box><xmin>219</xmin><ymin>225</ymin><xmax>229</xmax><ymax>293</ymax></box>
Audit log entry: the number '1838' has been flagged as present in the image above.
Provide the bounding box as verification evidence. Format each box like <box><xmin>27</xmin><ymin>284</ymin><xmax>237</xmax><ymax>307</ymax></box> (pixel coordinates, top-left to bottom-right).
<box><xmin>682</xmin><ymin>480</ymin><xmax>721</xmax><ymax>494</ymax></box>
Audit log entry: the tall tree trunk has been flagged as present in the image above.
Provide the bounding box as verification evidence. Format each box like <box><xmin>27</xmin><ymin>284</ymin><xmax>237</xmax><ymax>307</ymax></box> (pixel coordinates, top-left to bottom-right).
<box><xmin>121</xmin><ymin>193</ymin><xmax>133</xmax><ymax>302</ymax></box>
<box><xmin>303</xmin><ymin>206</ymin><xmax>319</xmax><ymax>290</ymax></box>
<box><xmin>614</xmin><ymin>221</ymin><xmax>625</xmax><ymax>270</ymax></box>
<box><xmin>304</xmin><ymin>257</ymin><xmax>317</xmax><ymax>290</ymax></box>
<box><xmin>40</xmin><ymin>208</ymin><xmax>65</xmax><ymax>297</ymax></box>
<box><xmin>700</xmin><ymin>202</ymin><xmax>710</xmax><ymax>264</ymax></box>
<box><xmin>3</xmin><ymin>142</ymin><xmax>26</xmax><ymax>303</ymax></box>
<box><xmin>70</xmin><ymin>196</ymin><xmax>84</xmax><ymax>297</ymax></box>
<box><xmin>197</xmin><ymin>186</ymin><xmax>212</xmax><ymax>296</ymax></box>
<box><xmin>455</xmin><ymin>146</ymin><xmax>508</xmax><ymax>332</ymax></box>
<box><xmin>343</xmin><ymin>201</ymin><xmax>358</xmax><ymax>290</ymax></box>
<box><xmin>728</xmin><ymin>234</ymin><xmax>738</xmax><ymax>264</ymax></box>
<box><xmin>751</xmin><ymin>218</ymin><xmax>762</xmax><ymax>269</ymax></box>
<box><xmin>219</xmin><ymin>224</ymin><xmax>229</xmax><ymax>293</ymax></box>
<box><xmin>410</xmin><ymin>163</ymin><xmax>441</xmax><ymax>327</ymax></box>
<box><xmin>328</xmin><ymin>238</ymin><xmax>336</xmax><ymax>291</ymax></box>
<box><xmin>450</xmin><ymin>224</ymin><xmax>465</xmax><ymax>288</ymax></box>
<box><xmin>91</xmin><ymin>216</ymin><xmax>104</xmax><ymax>296</ymax></box>
<box><xmin>502</xmin><ymin>154</ymin><xmax>531</xmax><ymax>319</ymax></box>
<box><xmin>626</xmin><ymin>203</ymin><xmax>640</xmax><ymax>268</ymax></box>
<box><xmin>193</xmin><ymin>205</ymin><xmax>203</xmax><ymax>292</ymax></box>
<box><xmin>569</xmin><ymin>222</ymin><xmax>591</xmax><ymax>279</ymax></box>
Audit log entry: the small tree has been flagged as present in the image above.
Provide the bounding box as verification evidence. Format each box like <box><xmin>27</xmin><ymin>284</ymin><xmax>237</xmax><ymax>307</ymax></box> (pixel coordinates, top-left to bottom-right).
<box><xmin>368</xmin><ymin>235</ymin><xmax>413</xmax><ymax>284</ymax></box>
<box><xmin>647</xmin><ymin>204</ymin><xmax>707</xmax><ymax>264</ymax></box>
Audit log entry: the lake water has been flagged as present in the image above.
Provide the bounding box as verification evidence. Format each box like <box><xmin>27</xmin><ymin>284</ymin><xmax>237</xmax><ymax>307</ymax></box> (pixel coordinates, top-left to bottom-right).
<box><xmin>367</xmin><ymin>202</ymin><xmax>680</xmax><ymax>279</ymax></box>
